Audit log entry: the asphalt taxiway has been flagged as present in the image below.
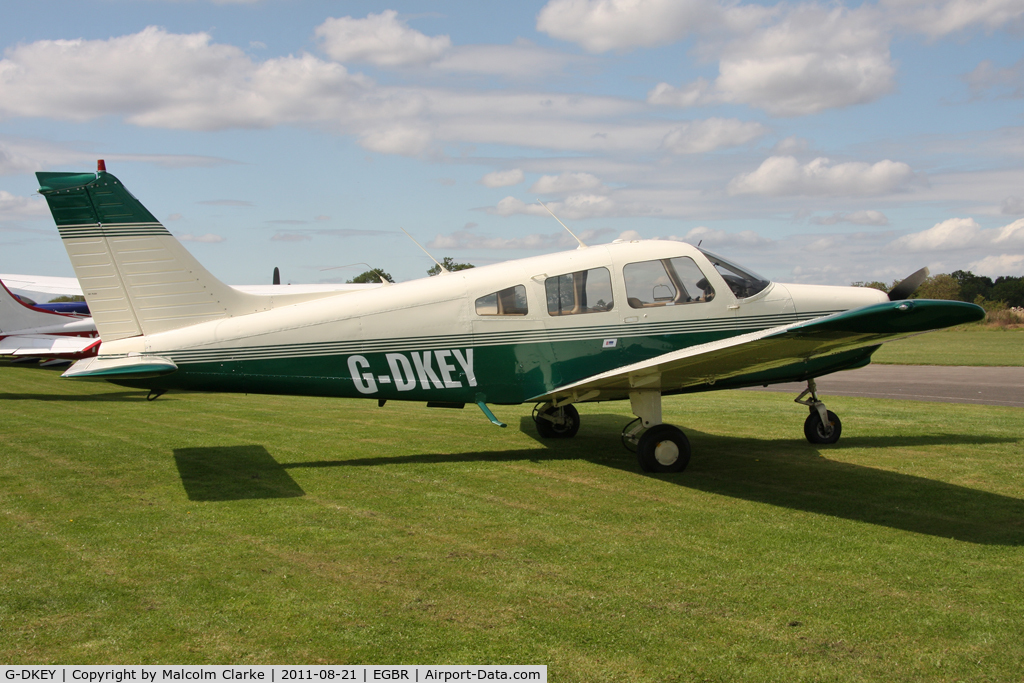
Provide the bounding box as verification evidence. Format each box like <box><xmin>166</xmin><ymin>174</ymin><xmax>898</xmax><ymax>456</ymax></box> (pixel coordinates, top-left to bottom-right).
<box><xmin>744</xmin><ymin>365</ymin><xmax>1024</xmax><ymax>408</ymax></box>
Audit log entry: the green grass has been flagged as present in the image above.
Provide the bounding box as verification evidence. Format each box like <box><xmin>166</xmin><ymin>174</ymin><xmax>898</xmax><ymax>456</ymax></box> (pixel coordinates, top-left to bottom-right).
<box><xmin>2</xmin><ymin>361</ymin><xmax>1023</xmax><ymax>681</ymax></box>
<box><xmin>872</xmin><ymin>326</ymin><xmax>1023</xmax><ymax>366</ymax></box>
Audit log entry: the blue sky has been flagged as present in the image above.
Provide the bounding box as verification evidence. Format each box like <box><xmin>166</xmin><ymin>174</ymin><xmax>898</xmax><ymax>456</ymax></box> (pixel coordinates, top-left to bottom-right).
<box><xmin>1</xmin><ymin>0</ymin><xmax>1022</xmax><ymax>287</ymax></box>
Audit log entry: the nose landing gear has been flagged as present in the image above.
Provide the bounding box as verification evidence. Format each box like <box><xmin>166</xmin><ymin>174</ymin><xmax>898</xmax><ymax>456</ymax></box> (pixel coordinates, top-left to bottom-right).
<box><xmin>795</xmin><ymin>379</ymin><xmax>842</xmax><ymax>445</ymax></box>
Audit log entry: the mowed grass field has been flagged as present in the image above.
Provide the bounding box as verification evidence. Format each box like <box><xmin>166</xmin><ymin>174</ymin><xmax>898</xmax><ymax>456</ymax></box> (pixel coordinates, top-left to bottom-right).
<box><xmin>871</xmin><ymin>326</ymin><xmax>1023</xmax><ymax>366</ymax></box>
<box><xmin>2</xmin><ymin>360</ymin><xmax>1023</xmax><ymax>681</ymax></box>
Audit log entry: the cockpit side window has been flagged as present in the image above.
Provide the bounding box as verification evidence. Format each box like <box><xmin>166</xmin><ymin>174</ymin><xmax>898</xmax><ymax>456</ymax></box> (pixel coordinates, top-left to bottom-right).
<box><xmin>698</xmin><ymin>249</ymin><xmax>770</xmax><ymax>299</ymax></box>
<box><xmin>545</xmin><ymin>267</ymin><xmax>614</xmax><ymax>315</ymax></box>
<box><xmin>475</xmin><ymin>284</ymin><xmax>528</xmax><ymax>316</ymax></box>
<box><xmin>624</xmin><ymin>258</ymin><xmax>715</xmax><ymax>308</ymax></box>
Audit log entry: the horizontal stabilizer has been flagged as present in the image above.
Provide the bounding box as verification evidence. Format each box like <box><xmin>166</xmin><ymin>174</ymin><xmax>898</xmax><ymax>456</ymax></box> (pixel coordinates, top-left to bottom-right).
<box><xmin>62</xmin><ymin>354</ymin><xmax>178</xmax><ymax>380</ymax></box>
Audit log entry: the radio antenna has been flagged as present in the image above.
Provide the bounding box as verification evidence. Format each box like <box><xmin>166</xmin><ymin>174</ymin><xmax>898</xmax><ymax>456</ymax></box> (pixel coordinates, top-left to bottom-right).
<box><xmin>401</xmin><ymin>227</ymin><xmax>449</xmax><ymax>274</ymax></box>
<box><xmin>319</xmin><ymin>262</ymin><xmax>391</xmax><ymax>285</ymax></box>
<box><xmin>538</xmin><ymin>201</ymin><xmax>587</xmax><ymax>249</ymax></box>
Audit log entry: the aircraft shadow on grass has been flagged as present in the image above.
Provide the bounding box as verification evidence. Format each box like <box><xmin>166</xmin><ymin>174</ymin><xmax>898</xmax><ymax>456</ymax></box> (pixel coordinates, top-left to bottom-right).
<box><xmin>274</xmin><ymin>413</ymin><xmax>1024</xmax><ymax>546</ymax></box>
<box><xmin>0</xmin><ymin>391</ymin><xmax>147</xmax><ymax>402</ymax></box>
<box><xmin>174</xmin><ymin>445</ymin><xmax>305</xmax><ymax>502</ymax></box>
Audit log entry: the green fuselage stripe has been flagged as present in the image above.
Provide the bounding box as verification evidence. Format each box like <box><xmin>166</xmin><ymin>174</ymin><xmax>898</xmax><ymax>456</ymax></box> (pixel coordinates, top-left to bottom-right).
<box><xmin>106</xmin><ymin>317</ymin><xmax>864</xmax><ymax>404</ymax></box>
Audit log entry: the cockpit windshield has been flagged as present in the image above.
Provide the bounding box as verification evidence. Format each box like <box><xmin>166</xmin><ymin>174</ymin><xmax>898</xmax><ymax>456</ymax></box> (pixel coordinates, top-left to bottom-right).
<box><xmin>698</xmin><ymin>249</ymin><xmax>771</xmax><ymax>299</ymax></box>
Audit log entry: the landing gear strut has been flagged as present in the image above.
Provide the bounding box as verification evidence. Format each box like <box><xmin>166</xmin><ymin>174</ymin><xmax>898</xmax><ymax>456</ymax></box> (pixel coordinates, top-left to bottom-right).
<box><xmin>624</xmin><ymin>390</ymin><xmax>691</xmax><ymax>473</ymax></box>
<box><xmin>795</xmin><ymin>379</ymin><xmax>842</xmax><ymax>445</ymax></box>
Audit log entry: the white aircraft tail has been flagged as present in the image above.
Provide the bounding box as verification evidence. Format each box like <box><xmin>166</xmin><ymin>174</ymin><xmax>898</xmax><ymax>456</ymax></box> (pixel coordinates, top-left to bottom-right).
<box><xmin>37</xmin><ymin>162</ymin><xmax>330</xmax><ymax>342</ymax></box>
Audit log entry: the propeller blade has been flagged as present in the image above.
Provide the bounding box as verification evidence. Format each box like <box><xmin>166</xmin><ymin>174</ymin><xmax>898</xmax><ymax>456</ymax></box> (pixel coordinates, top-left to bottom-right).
<box><xmin>272</xmin><ymin>266</ymin><xmax>280</xmax><ymax>286</ymax></box>
<box><xmin>888</xmin><ymin>267</ymin><xmax>929</xmax><ymax>301</ymax></box>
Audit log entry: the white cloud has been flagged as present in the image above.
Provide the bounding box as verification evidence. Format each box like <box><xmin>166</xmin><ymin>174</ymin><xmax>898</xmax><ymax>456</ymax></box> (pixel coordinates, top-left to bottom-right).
<box><xmin>966</xmin><ymin>58</ymin><xmax>1024</xmax><ymax>99</ymax></box>
<box><xmin>773</xmin><ymin>135</ymin><xmax>810</xmax><ymax>155</ymax></box>
<box><xmin>536</xmin><ymin>0</ymin><xmax>725</xmax><ymax>53</ymax></box>
<box><xmin>270</xmin><ymin>233</ymin><xmax>312</xmax><ymax>242</ymax></box>
<box><xmin>881</xmin><ymin>0</ymin><xmax>1024</xmax><ymax>38</ymax></box>
<box><xmin>315</xmin><ymin>11</ymin><xmax>451</xmax><ymax>66</ymax></box>
<box><xmin>481</xmin><ymin>169</ymin><xmax>525</xmax><ymax>188</ymax></box>
<box><xmin>0</xmin><ymin>145</ymin><xmax>45</xmax><ymax>176</ymax></box>
<box><xmin>177</xmin><ymin>233</ymin><xmax>226</xmax><ymax>243</ymax></box>
<box><xmin>811</xmin><ymin>210</ymin><xmax>889</xmax><ymax>226</ymax></box>
<box><xmin>649</xmin><ymin>5</ymin><xmax>895</xmax><ymax>116</ymax></box>
<box><xmin>541</xmin><ymin>0</ymin><xmax>1021</xmax><ymax>119</ymax></box>
<box><xmin>358</xmin><ymin>126</ymin><xmax>433</xmax><ymax>156</ymax></box>
<box><xmin>0</xmin><ymin>191</ymin><xmax>50</xmax><ymax>220</ymax></box>
<box><xmin>647</xmin><ymin>80</ymin><xmax>710</xmax><ymax>108</ymax></box>
<box><xmin>1002</xmin><ymin>196</ymin><xmax>1024</xmax><ymax>215</ymax></box>
<box><xmin>891</xmin><ymin>216</ymin><xmax>1024</xmax><ymax>251</ymax></box>
<box><xmin>0</xmin><ymin>139</ymin><xmax>233</xmax><ymax>175</ymax></box>
<box><xmin>429</xmin><ymin>226</ymin><xmax>615</xmax><ymax>250</ymax></box>
<box><xmin>890</xmin><ymin>217</ymin><xmax>981</xmax><ymax>250</ymax></box>
<box><xmin>489</xmin><ymin>193</ymin><xmax>618</xmax><ymax>220</ymax></box>
<box><xmin>0</xmin><ymin>27</ymin><xmax>764</xmax><ymax>160</ymax></box>
<box><xmin>992</xmin><ymin>217</ymin><xmax>1024</xmax><ymax>244</ymax></box>
<box><xmin>431</xmin><ymin>41</ymin><xmax>587</xmax><ymax>80</ymax></box>
<box><xmin>0</xmin><ymin>27</ymin><xmax>373</xmax><ymax>130</ymax></box>
<box><xmin>530</xmin><ymin>172</ymin><xmax>603</xmax><ymax>194</ymax></box>
<box><xmin>969</xmin><ymin>253</ymin><xmax>1024</xmax><ymax>277</ymax></box>
<box><xmin>728</xmin><ymin>156</ymin><xmax>916</xmax><ymax>196</ymax></box>
<box><xmin>681</xmin><ymin>225</ymin><xmax>772</xmax><ymax>247</ymax></box>
<box><xmin>659</xmin><ymin>118</ymin><xmax>767</xmax><ymax>154</ymax></box>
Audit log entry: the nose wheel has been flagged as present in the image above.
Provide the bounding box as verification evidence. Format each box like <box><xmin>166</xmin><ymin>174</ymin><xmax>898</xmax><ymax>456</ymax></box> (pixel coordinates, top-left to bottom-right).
<box><xmin>796</xmin><ymin>379</ymin><xmax>842</xmax><ymax>445</ymax></box>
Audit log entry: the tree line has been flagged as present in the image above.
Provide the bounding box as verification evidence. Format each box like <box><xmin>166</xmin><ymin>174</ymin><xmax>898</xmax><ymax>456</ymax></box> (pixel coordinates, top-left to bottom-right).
<box><xmin>853</xmin><ymin>270</ymin><xmax>1024</xmax><ymax>309</ymax></box>
<box><xmin>347</xmin><ymin>257</ymin><xmax>475</xmax><ymax>283</ymax></box>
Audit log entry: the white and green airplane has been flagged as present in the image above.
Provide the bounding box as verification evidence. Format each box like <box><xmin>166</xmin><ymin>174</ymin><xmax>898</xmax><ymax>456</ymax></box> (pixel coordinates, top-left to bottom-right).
<box><xmin>36</xmin><ymin>163</ymin><xmax>984</xmax><ymax>473</ymax></box>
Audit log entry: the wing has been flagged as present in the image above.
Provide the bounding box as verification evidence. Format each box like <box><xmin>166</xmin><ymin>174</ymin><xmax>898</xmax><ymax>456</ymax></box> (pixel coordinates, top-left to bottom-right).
<box><xmin>529</xmin><ymin>299</ymin><xmax>985</xmax><ymax>403</ymax></box>
<box><xmin>0</xmin><ymin>273</ymin><xmax>83</xmax><ymax>300</ymax></box>
<box><xmin>0</xmin><ymin>334</ymin><xmax>100</xmax><ymax>357</ymax></box>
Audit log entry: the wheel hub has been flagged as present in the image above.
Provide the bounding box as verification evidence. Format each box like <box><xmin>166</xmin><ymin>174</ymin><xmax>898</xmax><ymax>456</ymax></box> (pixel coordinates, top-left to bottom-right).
<box><xmin>653</xmin><ymin>439</ymin><xmax>679</xmax><ymax>466</ymax></box>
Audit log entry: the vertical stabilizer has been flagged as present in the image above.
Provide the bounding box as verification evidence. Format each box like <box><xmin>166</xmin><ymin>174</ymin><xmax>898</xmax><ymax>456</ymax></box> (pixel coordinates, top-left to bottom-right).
<box><xmin>37</xmin><ymin>165</ymin><xmax>275</xmax><ymax>342</ymax></box>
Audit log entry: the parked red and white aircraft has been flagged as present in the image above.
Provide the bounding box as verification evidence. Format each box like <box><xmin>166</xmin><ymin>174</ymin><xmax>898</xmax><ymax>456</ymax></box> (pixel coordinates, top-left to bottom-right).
<box><xmin>0</xmin><ymin>278</ymin><xmax>99</xmax><ymax>359</ymax></box>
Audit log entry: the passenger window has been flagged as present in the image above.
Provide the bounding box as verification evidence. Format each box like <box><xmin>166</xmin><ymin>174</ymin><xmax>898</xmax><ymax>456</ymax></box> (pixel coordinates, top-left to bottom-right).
<box><xmin>623</xmin><ymin>258</ymin><xmax>715</xmax><ymax>308</ymax></box>
<box><xmin>545</xmin><ymin>267</ymin><xmax>614</xmax><ymax>316</ymax></box>
<box><xmin>475</xmin><ymin>284</ymin><xmax>528</xmax><ymax>316</ymax></box>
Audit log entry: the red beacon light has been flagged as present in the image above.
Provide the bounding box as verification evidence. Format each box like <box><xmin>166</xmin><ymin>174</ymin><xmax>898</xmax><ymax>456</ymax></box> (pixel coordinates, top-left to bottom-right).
<box><xmin>97</xmin><ymin>159</ymin><xmax>106</xmax><ymax>172</ymax></box>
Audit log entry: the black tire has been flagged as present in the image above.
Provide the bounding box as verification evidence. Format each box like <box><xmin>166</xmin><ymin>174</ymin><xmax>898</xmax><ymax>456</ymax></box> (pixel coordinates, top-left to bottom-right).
<box><xmin>804</xmin><ymin>409</ymin><xmax>842</xmax><ymax>444</ymax></box>
<box><xmin>637</xmin><ymin>424</ymin><xmax>691</xmax><ymax>473</ymax></box>
<box><xmin>534</xmin><ymin>404</ymin><xmax>581</xmax><ymax>439</ymax></box>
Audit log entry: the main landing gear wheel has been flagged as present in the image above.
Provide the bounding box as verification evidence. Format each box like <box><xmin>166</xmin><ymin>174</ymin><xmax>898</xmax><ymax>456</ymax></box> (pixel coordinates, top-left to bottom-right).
<box><xmin>804</xmin><ymin>409</ymin><xmax>842</xmax><ymax>445</ymax></box>
<box><xmin>637</xmin><ymin>424</ymin><xmax>691</xmax><ymax>473</ymax></box>
<box><xmin>533</xmin><ymin>403</ymin><xmax>581</xmax><ymax>439</ymax></box>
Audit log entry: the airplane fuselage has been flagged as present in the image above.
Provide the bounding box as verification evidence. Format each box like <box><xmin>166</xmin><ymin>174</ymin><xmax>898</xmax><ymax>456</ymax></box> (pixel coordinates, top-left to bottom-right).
<box><xmin>90</xmin><ymin>240</ymin><xmax>887</xmax><ymax>404</ymax></box>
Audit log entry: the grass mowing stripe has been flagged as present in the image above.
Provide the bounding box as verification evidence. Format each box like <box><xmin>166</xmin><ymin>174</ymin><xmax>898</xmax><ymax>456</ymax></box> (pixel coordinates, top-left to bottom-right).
<box><xmin>1</xmin><ymin>360</ymin><xmax>1023</xmax><ymax>680</ymax></box>
<box><xmin>872</xmin><ymin>326</ymin><xmax>1023</xmax><ymax>366</ymax></box>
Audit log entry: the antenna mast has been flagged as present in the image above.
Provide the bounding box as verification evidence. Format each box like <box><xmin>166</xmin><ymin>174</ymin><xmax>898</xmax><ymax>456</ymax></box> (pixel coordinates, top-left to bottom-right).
<box><xmin>401</xmin><ymin>227</ymin><xmax>449</xmax><ymax>274</ymax></box>
<box><xmin>538</xmin><ymin>201</ymin><xmax>587</xmax><ymax>249</ymax></box>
